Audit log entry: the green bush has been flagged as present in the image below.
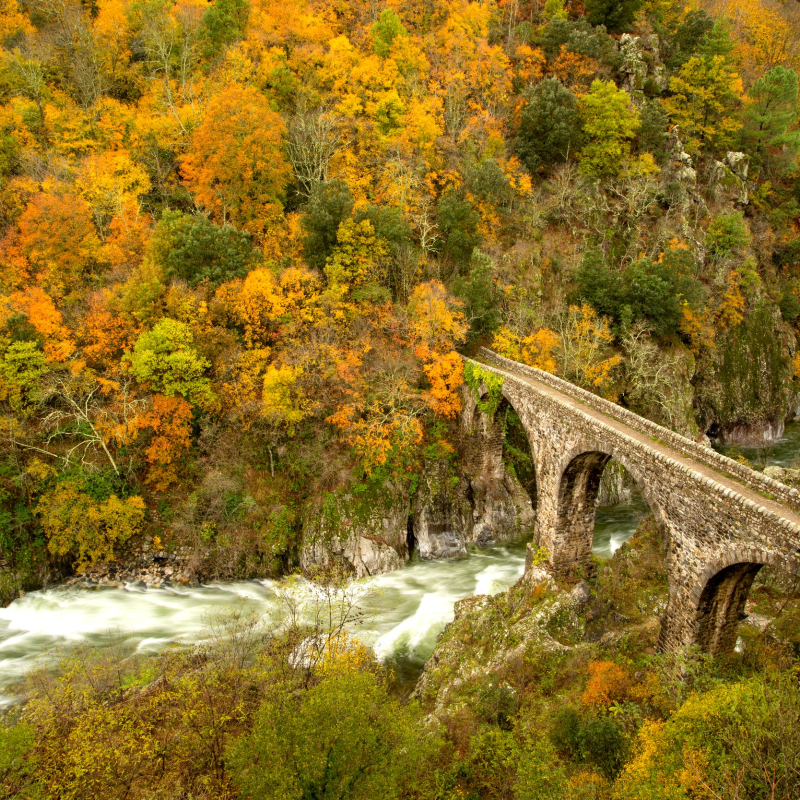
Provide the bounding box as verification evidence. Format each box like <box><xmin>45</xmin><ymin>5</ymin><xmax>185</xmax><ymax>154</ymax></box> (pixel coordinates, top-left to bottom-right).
<box><xmin>199</xmin><ymin>0</ymin><xmax>249</xmax><ymax>58</ymax></box>
<box><xmin>614</xmin><ymin>672</ymin><xmax>800</xmax><ymax>800</ymax></box>
<box><xmin>537</xmin><ymin>18</ymin><xmax>620</xmax><ymax>67</ymax></box>
<box><xmin>148</xmin><ymin>210</ymin><xmax>257</xmax><ymax>287</ymax></box>
<box><xmin>551</xmin><ymin>707</ymin><xmax>628</xmax><ymax>780</ymax></box>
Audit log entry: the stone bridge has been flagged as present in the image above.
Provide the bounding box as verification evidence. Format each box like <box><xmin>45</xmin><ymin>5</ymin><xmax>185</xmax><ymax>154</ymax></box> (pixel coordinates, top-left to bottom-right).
<box><xmin>463</xmin><ymin>348</ymin><xmax>800</xmax><ymax>656</ymax></box>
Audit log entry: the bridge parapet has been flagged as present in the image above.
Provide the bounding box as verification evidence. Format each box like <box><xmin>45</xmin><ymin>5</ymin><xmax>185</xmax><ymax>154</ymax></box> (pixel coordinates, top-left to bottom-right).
<box><xmin>476</xmin><ymin>347</ymin><xmax>800</xmax><ymax>514</ymax></box>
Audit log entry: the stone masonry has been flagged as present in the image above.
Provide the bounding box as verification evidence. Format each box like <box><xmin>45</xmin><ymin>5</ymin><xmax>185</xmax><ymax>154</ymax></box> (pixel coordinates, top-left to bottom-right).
<box><xmin>464</xmin><ymin>348</ymin><xmax>800</xmax><ymax>656</ymax></box>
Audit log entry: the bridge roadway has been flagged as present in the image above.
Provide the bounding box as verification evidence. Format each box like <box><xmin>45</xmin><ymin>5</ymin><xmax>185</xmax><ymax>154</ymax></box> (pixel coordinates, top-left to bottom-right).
<box><xmin>464</xmin><ymin>349</ymin><xmax>800</xmax><ymax>655</ymax></box>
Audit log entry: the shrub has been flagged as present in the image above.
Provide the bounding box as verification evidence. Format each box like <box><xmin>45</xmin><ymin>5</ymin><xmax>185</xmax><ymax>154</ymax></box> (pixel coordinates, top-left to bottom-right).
<box><xmin>37</xmin><ymin>478</ymin><xmax>146</xmax><ymax>571</ymax></box>
<box><xmin>228</xmin><ymin>669</ymin><xmax>439</xmax><ymax>799</ymax></box>
<box><xmin>551</xmin><ymin>707</ymin><xmax>628</xmax><ymax>780</ymax></box>
<box><xmin>615</xmin><ymin>672</ymin><xmax>800</xmax><ymax>800</ymax></box>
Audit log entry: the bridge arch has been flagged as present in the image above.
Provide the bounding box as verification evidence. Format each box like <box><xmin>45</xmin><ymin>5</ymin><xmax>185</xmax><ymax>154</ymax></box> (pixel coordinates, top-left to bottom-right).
<box><xmin>684</xmin><ymin>548</ymin><xmax>800</xmax><ymax>656</ymax></box>
<box><xmin>543</xmin><ymin>440</ymin><xmax>671</xmax><ymax>574</ymax></box>
<box><xmin>463</xmin><ymin>382</ymin><xmax>540</xmax><ymax>503</ymax></box>
<box><xmin>495</xmin><ymin>395</ymin><xmax>538</xmax><ymax>513</ymax></box>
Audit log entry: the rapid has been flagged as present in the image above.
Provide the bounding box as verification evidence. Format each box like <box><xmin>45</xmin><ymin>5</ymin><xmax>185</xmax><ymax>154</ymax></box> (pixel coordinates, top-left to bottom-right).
<box><xmin>0</xmin><ymin>499</ymin><xmax>647</xmax><ymax>706</ymax></box>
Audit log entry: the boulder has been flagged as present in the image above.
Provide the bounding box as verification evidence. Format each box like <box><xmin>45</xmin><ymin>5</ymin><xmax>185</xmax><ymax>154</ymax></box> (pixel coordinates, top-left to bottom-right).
<box><xmin>300</xmin><ymin>494</ymin><xmax>408</xmax><ymax>578</ymax></box>
<box><xmin>764</xmin><ymin>466</ymin><xmax>800</xmax><ymax>491</ymax></box>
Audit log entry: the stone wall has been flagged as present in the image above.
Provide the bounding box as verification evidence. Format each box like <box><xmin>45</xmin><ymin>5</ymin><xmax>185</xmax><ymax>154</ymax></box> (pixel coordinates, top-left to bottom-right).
<box><xmin>468</xmin><ymin>349</ymin><xmax>800</xmax><ymax>655</ymax></box>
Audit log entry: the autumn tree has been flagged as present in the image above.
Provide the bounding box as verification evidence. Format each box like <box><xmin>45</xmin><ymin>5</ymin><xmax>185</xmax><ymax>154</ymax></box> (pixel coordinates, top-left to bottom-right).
<box><xmin>555</xmin><ymin>304</ymin><xmax>622</xmax><ymax>398</ymax></box>
<box><xmin>493</xmin><ymin>326</ymin><xmax>560</xmax><ymax>374</ymax></box>
<box><xmin>664</xmin><ymin>51</ymin><xmax>743</xmax><ymax>155</ymax></box>
<box><xmin>422</xmin><ymin>351</ymin><xmax>463</xmax><ymax>418</ymax></box>
<box><xmin>181</xmin><ymin>84</ymin><xmax>291</xmax><ymax>237</ymax></box>
<box><xmin>261</xmin><ymin>364</ymin><xmax>310</xmax><ymax>433</ymax></box>
<box><xmin>407</xmin><ymin>280</ymin><xmax>468</xmax><ymax>359</ymax></box>
<box><xmin>217</xmin><ymin>266</ymin><xmax>321</xmax><ymax>347</ymax></box>
<box><xmin>126</xmin><ymin>319</ymin><xmax>214</xmax><ymax>407</ymax></box>
<box><xmin>324</xmin><ymin>218</ymin><xmax>389</xmax><ymax>297</ymax></box>
<box><xmin>138</xmin><ymin>394</ymin><xmax>193</xmax><ymax>491</ymax></box>
<box><xmin>75</xmin><ymin>151</ymin><xmax>151</xmax><ymax>237</ymax></box>
<box><xmin>37</xmin><ymin>477</ymin><xmax>146</xmax><ymax>571</ymax></box>
<box><xmin>0</xmin><ymin>287</ymin><xmax>75</xmax><ymax>362</ymax></box>
<box><xmin>17</xmin><ymin>193</ymin><xmax>102</xmax><ymax>299</ymax></box>
<box><xmin>577</xmin><ymin>80</ymin><xmax>640</xmax><ymax>178</ymax></box>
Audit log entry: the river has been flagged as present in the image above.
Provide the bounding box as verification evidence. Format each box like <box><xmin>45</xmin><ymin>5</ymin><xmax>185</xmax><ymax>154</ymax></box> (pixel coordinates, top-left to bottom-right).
<box><xmin>714</xmin><ymin>420</ymin><xmax>800</xmax><ymax>469</ymax></box>
<box><xmin>0</xmin><ymin>499</ymin><xmax>649</xmax><ymax>705</ymax></box>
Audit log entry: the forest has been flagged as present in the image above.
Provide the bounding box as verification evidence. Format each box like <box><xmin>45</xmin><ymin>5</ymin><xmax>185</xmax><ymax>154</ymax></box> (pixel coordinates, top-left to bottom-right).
<box><xmin>1</xmin><ymin>0</ymin><xmax>800</xmax><ymax>796</ymax></box>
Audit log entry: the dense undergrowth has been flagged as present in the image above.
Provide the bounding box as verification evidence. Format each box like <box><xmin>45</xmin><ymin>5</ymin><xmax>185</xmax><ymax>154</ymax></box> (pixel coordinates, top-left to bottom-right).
<box><xmin>2</xmin><ymin>0</ymin><xmax>800</xmax><ymax>794</ymax></box>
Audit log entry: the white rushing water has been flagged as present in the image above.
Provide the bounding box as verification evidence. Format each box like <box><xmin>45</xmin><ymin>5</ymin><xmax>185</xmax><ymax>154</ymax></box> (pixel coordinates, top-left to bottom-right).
<box><xmin>0</xmin><ymin>543</ymin><xmax>529</xmax><ymax>704</ymax></box>
<box><xmin>0</xmin><ymin>502</ymin><xmax>645</xmax><ymax>704</ymax></box>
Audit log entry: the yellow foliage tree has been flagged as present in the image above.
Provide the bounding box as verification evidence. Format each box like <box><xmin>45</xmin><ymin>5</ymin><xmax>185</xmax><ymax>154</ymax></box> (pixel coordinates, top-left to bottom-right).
<box><xmin>556</xmin><ymin>304</ymin><xmax>622</xmax><ymax>399</ymax></box>
<box><xmin>38</xmin><ymin>481</ymin><xmax>146</xmax><ymax>571</ymax></box>
<box><xmin>406</xmin><ymin>279</ymin><xmax>468</xmax><ymax>359</ymax></box>
<box><xmin>324</xmin><ymin>218</ymin><xmax>389</xmax><ymax>295</ymax></box>
<box><xmin>422</xmin><ymin>350</ymin><xmax>464</xmax><ymax>418</ymax></box>
<box><xmin>261</xmin><ymin>364</ymin><xmax>310</xmax><ymax>434</ymax></box>
<box><xmin>664</xmin><ymin>55</ymin><xmax>743</xmax><ymax>154</ymax></box>
<box><xmin>492</xmin><ymin>326</ymin><xmax>560</xmax><ymax>373</ymax></box>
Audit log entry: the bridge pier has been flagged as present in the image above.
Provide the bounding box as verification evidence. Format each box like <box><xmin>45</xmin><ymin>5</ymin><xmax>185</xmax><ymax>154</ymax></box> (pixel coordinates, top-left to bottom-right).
<box><xmin>535</xmin><ymin>449</ymin><xmax>611</xmax><ymax>576</ymax></box>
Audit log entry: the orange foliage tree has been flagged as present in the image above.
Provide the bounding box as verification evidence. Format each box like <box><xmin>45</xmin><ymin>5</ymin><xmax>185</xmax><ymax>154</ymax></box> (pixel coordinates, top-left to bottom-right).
<box><xmin>181</xmin><ymin>85</ymin><xmax>292</xmax><ymax>239</ymax></box>
<box><xmin>0</xmin><ymin>287</ymin><xmax>75</xmax><ymax>361</ymax></box>
<box><xmin>16</xmin><ymin>193</ymin><xmax>102</xmax><ymax>299</ymax></box>
<box><xmin>138</xmin><ymin>394</ymin><xmax>194</xmax><ymax>492</ymax></box>
<box><xmin>581</xmin><ymin>660</ymin><xmax>632</xmax><ymax>709</ymax></box>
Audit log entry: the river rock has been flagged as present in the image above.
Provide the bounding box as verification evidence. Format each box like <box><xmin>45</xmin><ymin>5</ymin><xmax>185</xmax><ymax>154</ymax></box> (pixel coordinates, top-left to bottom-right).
<box><xmin>300</xmin><ymin>494</ymin><xmax>408</xmax><ymax>578</ymax></box>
